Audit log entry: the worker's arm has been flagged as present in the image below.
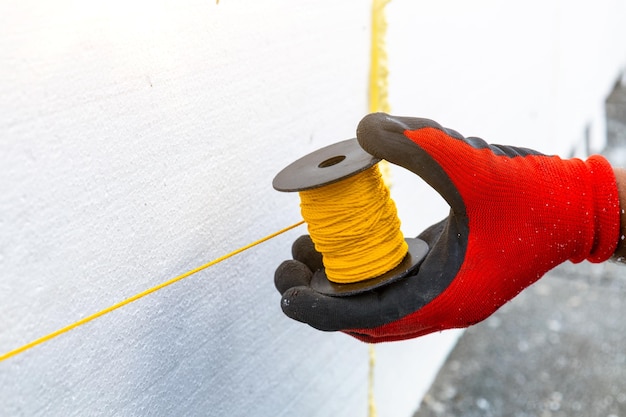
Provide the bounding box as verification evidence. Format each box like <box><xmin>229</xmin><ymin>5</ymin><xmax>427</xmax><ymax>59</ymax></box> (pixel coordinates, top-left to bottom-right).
<box><xmin>275</xmin><ymin>113</ymin><xmax>622</xmax><ymax>343</ymax></box>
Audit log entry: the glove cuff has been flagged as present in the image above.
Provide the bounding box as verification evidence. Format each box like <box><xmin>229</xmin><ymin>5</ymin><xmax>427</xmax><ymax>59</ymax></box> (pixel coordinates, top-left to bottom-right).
<box><xmin>577</xmin><ymin>155</ymin><xmax>620</xmax><ymax>263</ymax></box>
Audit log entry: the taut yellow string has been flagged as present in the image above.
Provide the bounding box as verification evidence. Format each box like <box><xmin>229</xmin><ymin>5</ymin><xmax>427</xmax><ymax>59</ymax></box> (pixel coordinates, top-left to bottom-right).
<box><xmin>0</xmin><ymin>220</ymin><xmax>305</xmax><ymax>363</ymax></box>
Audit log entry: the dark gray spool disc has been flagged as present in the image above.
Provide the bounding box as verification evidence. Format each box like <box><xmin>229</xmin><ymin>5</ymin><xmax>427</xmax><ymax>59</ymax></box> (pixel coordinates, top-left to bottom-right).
<box><xmin>310</xmin><ymin>238</ymin><xmax>428</xmax><ymax>296</ymax></box>
<box><xmin>273</xmin><ymin>138</ymin><xmax>429</xmax><ymax>296</ymax></box>
<box><xmin>272</xmin><ymin>138</ymin><xmax>380</xmax><ymax>192</ymax></box>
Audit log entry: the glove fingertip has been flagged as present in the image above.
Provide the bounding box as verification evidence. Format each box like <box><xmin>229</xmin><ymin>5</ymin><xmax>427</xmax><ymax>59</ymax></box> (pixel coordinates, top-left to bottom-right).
<box><xmin>280</xmin><ymin>286</ymin><xmax>315</xmax><ymax>325</ymax></box>
<box><xmin>292</xmin><ymin>235</ymin><xmax>323</xmax><ymax>271</ymax></box>
<box><xmin>356</xmin><ymin>113</ymin><xmax>435</xmax><ymax>170</ymax></box>
<box><xmin>356</xmin><ymin>113</ymin><xmax>443</xmax><ymax>153</ymax></box>
<box><xmin>280</xmin><ymin>286</ymin><xmax>341</xmax><ymax>332</ymax></box>
<box><xmin>274</xmin><ymin>260</ymin><xmax>312</xmax><ymax>293</ymax></box>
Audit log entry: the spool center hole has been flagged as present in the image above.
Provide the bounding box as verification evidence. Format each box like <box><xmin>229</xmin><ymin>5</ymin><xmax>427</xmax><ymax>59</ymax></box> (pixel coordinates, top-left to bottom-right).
<box><xmin>318</xmin><ymin>155</ymin><xmax>346</xmax><ymax>168</ymax></box>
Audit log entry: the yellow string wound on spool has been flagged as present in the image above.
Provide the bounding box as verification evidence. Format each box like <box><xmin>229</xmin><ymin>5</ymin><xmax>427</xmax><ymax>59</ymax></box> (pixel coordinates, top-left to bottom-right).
<box><xmin>273</xmin><ymin>138</ymin><xmax>428</xmax><ymax>296</ymax></box>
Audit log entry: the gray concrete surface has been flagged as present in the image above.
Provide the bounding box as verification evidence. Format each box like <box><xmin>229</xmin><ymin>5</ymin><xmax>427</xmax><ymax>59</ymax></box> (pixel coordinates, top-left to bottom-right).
<box><xmin>412</xmin><ymin>260</ymin><xmax>626</xmax><ymax>417</ymax></box>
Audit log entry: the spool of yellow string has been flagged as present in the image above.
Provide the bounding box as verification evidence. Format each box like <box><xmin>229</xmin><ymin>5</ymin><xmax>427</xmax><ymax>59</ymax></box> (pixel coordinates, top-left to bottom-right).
<box><xmin>299</xmin><ymin>164</ymin><xmax>407</xmax><ymax>284</ymax></box>
<box><xmin>273</xmin><ymin>138</ymin><xmax>428</xmax><ymax>296</ymax></box>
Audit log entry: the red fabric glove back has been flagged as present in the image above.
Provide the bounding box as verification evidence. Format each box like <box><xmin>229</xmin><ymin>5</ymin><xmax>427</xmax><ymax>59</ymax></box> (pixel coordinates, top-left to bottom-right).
<box><xmin>349</xmin><ymin>121</ymin><xmax>619</xmax><ymax>342</ymax></box>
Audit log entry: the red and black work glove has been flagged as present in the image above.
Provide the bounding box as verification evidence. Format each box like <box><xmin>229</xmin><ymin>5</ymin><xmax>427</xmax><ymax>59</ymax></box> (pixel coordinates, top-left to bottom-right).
<box><xmin>274</xmin><ymin>113</ymin><xmax>621</xmax><ymax>343</ymax></box>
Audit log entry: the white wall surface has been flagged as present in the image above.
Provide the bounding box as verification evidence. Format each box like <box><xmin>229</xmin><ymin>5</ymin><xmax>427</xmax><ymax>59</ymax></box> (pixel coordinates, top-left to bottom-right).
<box><xmin>387</xmin><ymin>0</ymin><xmax>626</xmax><ymax>155</ymax></box>
<box><xmin>1</xmin><ymin>1</ymin><xmax>625</xmax><ymax>417</ymax></box>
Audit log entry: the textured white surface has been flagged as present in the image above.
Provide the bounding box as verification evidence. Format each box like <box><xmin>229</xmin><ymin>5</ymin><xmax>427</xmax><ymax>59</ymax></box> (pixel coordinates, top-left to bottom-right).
<box><xmin>1</xmin><ymin>1</ymin><xmax>625</xmax><ymax>416</ymax></box>
<box><xmin>0</xmin><ymin>1</ymin><xmax>374</xmax><ymax>416</ymax></box>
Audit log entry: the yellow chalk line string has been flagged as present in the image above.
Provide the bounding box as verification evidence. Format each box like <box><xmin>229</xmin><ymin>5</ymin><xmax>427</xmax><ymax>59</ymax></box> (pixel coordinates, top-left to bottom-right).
<box><xmin>0</xmin><ymin>220</ymin><xmax>305</xmax><ymax>363</ymax></box>
<box><xmin>369</xmin><ymin>0</ymin><xmax>392</xmax><ymax>115</ymax></box>
<box><xmin>368</xmin><ymin>344</ymin><xmax>378</xmax><ymax>417</ymax></box>
<box><xmin>368</xmin><ymin>0</ymin><xmax>392</xmax><ymax>416</ymax></box>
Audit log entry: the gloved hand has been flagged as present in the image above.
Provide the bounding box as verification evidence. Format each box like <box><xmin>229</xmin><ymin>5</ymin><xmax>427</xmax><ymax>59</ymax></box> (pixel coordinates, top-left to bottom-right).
<box><xmin>275</xmin><ymin>113</ymin><xmax>621</xmax><ymax>343</ymax></box>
